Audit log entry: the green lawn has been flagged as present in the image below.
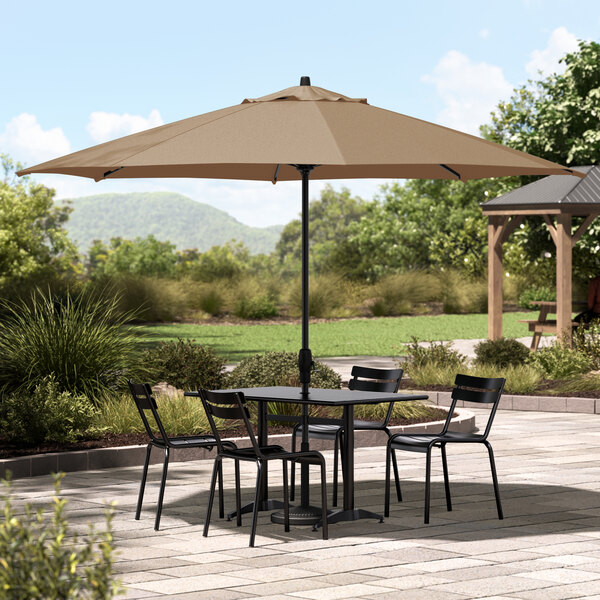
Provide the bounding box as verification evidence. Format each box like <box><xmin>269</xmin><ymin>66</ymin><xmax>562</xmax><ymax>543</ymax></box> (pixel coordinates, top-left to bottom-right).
<box><xmin>135</xmin><ymin>312</ymin><xmax>539</xmax><ymax>361</ymax></box>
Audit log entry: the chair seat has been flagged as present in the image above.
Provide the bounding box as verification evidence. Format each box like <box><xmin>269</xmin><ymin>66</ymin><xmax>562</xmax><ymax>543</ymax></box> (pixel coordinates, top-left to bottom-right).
<box><xmin>353</xmin><ymin>419</ymin><xmax>386</xmax><ymax>431</ymax></box>
<box><xmin>166</xmin><ymin>435</ymin><xmax>217</xmax><ymax>448</ymax></box>
<box><xmin>297</xmin><ymin>423</ymin><xmax>342</xmax><ymax>439</ymax></box>
<box><xmin>223</xmin><ymin>444</ymin><xmax>286</xmax><ymax>460</ymax></box>
<box><xmin>390</xmin><ymin>431</ymin><xmax>485</xmax><ymax>452</ymax></box>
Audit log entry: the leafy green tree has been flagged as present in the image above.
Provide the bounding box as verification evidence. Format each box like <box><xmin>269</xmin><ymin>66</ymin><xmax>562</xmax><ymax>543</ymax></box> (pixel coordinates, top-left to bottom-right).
<box><xmin>346</xmin><ymin>178</ymin><xmax>505</xmax><ymax>280</ymax></box>
<box><xmin>481</xmin><ymin>40</ymin><xmax>600</xmax><ymax>283</ymax></box>
<box><xmin>276</xmin><ymin>185</ymin><xmax>368</xmax><ymax>273</ymax></box>
<box><xmin>0</xmin><ymin>154</ymin><xmax>77</xmax><ymax>285</ymax></box>
<box><xmin>182</xmin><ymin>241</ymin><xmax>249</xmax><ymax>281</ymax></box>
<box><xmin>87</xmin><ymin>235</ymin><xmax>178</xmax><ymax>278</ymax></box>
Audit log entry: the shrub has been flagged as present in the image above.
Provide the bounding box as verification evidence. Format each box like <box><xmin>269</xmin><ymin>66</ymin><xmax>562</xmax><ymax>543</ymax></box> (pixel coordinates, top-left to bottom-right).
<box><xmin>86</xmin><ymin>275</ymin><xmax>186</xmax><ymax>322</ymax></box>
<box><xmin>232</xmin><ymin>278</ymin><xmax>279</xmax><ymax>320</ymax></box>
<box><xmin>0</xmin><ymin>376</ymin><xmax>98</xmax><ymax>444</ymax></box>
<box><xmin>287</xmin><ymin>275</ymin><xmax>346</xmax><ymax>318</ymax></box>
<box><xmin>440</xmin><ymin>271</ymin><xmax>487</xmax><ymax>314</ymax></box>
<box><xmin>140</xmin><ymin>338</ymin><xmax>226</xmax><ymax>391</ymax></box>
<box><xmin>0</xmin><ymin>473</ymin><xmax>122</xmax><ymax>599</ymax></box>
<box><xmin>404</xmin><ymin>363</ymin><xmax>458</xmax><ymax>388</ymax></box>
<box><xmin>227</xmin><ymin>352</ymin><xmax>341</xmax><ymax>423</ymax></box>
<box><xmin>518</xmin><ymin>285</ymin><xmax>556</xmax><ymax>310</ymax></box>
<box><xmin>527</xmin><ymin>343</ymin><xmax>592</xmax><ymax>379</ymax></box>
<box><xmin>96</xmin><ymin>392</ymin><xmax>212</xmax><ymax>436</ymax></box>
<box><xmin>404</xmin><ymin>337</ymin><xmax>467</xmax><ymax>370</ymax></box>
<box><xmin>196</xmin><ymin>286</ymin><xmax>226</xmax><ymax>316</ymax></box>
<box><xmin>474</xmin><ymin>338</ymin><xmax>530</xmax><ymax>368</ymax></box>
<box><xmin>0</xmin><ymin>290</ymin><xmax>138</xmax><ymax>399</ymax></box>
<box><xmin>573</xmin><ymin>319</ymin><xmax>600</xmax><ymax>369</ymax></box>
<box><xmin>469</xmin><ymin>364</ymin><xmax>542</xmax><ymax>395</ymax></box>
<box><xmin>370</xmin><ymin>272</ymin><xmax>441</xmax><ymax>317</ymax></box>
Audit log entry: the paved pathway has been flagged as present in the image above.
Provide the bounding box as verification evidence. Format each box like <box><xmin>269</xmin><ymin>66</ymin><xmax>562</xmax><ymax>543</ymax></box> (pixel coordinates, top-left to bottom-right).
<box><xmin>7</xmin><ymin>408</ymin><xmax>600</xmax><ymax>599</ymax></box>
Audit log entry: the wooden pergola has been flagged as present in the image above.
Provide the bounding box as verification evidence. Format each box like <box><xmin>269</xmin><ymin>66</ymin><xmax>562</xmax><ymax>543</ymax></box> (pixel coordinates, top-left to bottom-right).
<box><xmin>481</xmin><ymin>166</ymin><xmax>600</xmax><ymax>345</ymax></box>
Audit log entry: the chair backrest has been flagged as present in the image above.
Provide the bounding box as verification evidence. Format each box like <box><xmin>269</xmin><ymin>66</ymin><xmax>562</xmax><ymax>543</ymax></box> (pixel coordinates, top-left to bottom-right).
<box><xmin>199</xmin><ymin>389</ymin><xmax>262</xmax><ymax>457</ymax></box>
<box><xmin>349</xmin><ymin>366</ymin><xmax>403</xmax><ymax>426</ymax></box>
<box><xmin>128</xmin><ymin>380</ymin><xmax>170</xmax><ymax>445</ymax></box>
<box><xmin>442</xmin><ymin>374</ymin><xmax>505</xmax><ymax>438</ymax></box>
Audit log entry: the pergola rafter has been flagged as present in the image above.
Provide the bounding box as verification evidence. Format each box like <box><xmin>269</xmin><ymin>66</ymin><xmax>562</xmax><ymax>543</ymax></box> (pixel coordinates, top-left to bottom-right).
<box><xmin>481</xmin><ymin>166</ymin><xmax>600</xmax><ymax>346</ymax></box>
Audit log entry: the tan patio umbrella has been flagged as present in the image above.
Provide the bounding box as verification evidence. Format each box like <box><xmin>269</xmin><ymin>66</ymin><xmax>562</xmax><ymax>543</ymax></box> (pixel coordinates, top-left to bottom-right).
<box><xmin>17</xmin><ymin>76</ymin><xmax>583</xmax><ymax>394</ymax></box>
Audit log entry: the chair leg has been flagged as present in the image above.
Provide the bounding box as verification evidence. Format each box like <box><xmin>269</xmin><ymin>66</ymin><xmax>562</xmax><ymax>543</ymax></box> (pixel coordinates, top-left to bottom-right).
<box><xmin>384</xmin><ymin>444</ymin><xmax>392</xmax><ymax>518</ymax></box>
<box><xmin>218</xmin><ymin>459</ymin><xmax>225</xmax><ymax>519</ymax></box>
<box><xmin>203</xmin><ymin>458</ymin><xmax>220</xmax><ymax>537</ymax></box>
<box><xmin>282</xmin><ymin>460</ymin><xmax>290</xmax><ymax>533</ymax></box>
<box><xmin>234</xmin><ymin>460</ymin><xmax>242</xmax><ymax>526</ymax></box>
<box><xmin>440</xmin><ymin>444</ymin><xmax>452</xmax><ymax>512</ymax></box>
<box><xmin>136</xmin><ymin>443</ymin><xmax>152</xmax><ymax>520</ymax></box>
<box><xmin>290</xmin><ymin>429</ymin><xmax>297</xmax><ymax>502</ymax></box>
<box><xmin>319</xmin><ymin>460</ymin><xmax>329</xmax><ymax>540</ymax></box>
<box><xmin>249</xmin><ymin>462</ymin><xmax>264</xmax><ymax>547</ymax></box>
<box><xmin>155</xmin><ymin>447</ymin><xmax>170</xmax><ymax>531</ymax></box>
<box><xmin>332</xmin><ymin>434</ymin><xmax>339</xmax><ymax>507</ymax></box>
<box><xmin>424</xmin><ymin>448</ymin><xmax>432</xmax><ymax>524</ymax></box>
<box><xmin>391</xmin><ymin>448</ymin><xmax>402</xmax><ymax>502</ymax></box>
<box><xmin>485</xmin><ymin>441</ymin><xmax>504</xmax><ymax>520</ymax></box>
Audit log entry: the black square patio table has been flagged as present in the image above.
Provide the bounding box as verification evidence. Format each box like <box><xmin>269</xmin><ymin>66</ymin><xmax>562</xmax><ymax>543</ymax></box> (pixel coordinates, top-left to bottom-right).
<box><xmin>187</xmin><ymin>386</ymin><xmax>428</xmax><ymax>527</ymax></box>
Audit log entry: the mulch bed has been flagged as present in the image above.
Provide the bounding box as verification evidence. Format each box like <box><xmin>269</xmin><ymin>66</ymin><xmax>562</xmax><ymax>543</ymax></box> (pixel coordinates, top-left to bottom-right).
<box><xmin>0</xmin><ymin>409</ymin><xmax>451</xmax><ymax>460</ymax></box>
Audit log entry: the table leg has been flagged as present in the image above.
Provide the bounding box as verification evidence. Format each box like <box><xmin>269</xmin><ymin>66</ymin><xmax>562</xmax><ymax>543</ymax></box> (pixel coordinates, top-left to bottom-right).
<box><xmin>271</xmin><ymin>400</ymin><xmax>326</xmax><ymax>526</ymax></box>
<box><xmin>315</xmin><ymin>404</ymin><xmax>383</xmax><ymax>528</ymax></box>
<box><xmin>227</xmin><ymin>400</ymin><xmax>283</xmax><ymax>521</ymax></box>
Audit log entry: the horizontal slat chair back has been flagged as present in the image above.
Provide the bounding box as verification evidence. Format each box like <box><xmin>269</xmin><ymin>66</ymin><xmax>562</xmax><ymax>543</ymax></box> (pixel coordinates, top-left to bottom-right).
<box><xmin>447</xmin><ymin>374</ymin><xmax>506</xmax><ymax>438</ymax></box>
<box><xmin>349</xmin><ymin>366</ymin><xmax>404</xmax><ymax>426</ymax></box>
<box><xmin>200</xmin><ymin>389</ymin><xmax>262</xmax><ymax>456</ymax></box>
<box><xmin>127</xmin><ymin>380</ymin><xmax>169</xmax><ymax>444</ymax></box>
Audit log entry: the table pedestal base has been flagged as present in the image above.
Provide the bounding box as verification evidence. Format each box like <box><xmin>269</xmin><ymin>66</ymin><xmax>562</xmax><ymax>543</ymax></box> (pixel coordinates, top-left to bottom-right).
<box><xmin>313</xmin><ymin>508</ymin><xmax>384</xmax><ymax>530</ymax></box>
<box><xmin>227</xmin><ymin>499</ymin><xmax>284</xmax><ymax>521</ymax></box>
<box><xmin>270</xmin><ymin>505</ymin><xmax>326</xmax><ymax>526</ymax></box>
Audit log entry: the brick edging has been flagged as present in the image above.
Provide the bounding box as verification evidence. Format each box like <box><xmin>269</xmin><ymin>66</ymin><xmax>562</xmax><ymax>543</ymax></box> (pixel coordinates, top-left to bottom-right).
<box><xmin>0</xmin><ymin>407</ymin><xmax>475</xmax><ymax>481</ymax></box>
<box><xmin>420</xmin><ymin>389</ymin><xmax>600</xmax><ymax>415</ymax></box>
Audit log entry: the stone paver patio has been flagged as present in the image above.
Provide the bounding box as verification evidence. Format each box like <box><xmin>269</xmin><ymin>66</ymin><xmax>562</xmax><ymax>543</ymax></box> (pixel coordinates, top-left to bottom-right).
<box><xmin>6</xmin><ymin>408</ymin><xmax>600</xmax><ymax>599</ymax></box>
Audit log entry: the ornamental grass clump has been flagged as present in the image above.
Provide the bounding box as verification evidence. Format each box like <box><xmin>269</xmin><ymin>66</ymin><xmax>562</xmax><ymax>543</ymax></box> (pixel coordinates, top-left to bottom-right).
<box><xmin>0</xmin><ymin>290</ymin><xmax>138</xmax><ymax>400</ymax></box>
<box><xmin>0</xmin><ymin>473</ymin><xmax>122</xmax><ymax>599</ymax></box>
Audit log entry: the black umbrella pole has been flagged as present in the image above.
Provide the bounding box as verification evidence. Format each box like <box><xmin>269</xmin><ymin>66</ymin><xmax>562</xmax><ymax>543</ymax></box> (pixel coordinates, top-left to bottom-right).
<box><xmin>298</xmin><ymin>165</ymin><xmax>314</xmax><ymax>397</ymax></box>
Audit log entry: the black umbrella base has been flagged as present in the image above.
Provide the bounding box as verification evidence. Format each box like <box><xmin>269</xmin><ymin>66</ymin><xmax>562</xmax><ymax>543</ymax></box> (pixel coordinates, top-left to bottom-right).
<box><xmin>312</xmin><ymin>508</ymin><xmax>384</xmax><ymax>531</ymax></box>
<box><xmin>270</xmin><ymin>505</ymin><xmax>327</xmax><ymax>526</ymax></box>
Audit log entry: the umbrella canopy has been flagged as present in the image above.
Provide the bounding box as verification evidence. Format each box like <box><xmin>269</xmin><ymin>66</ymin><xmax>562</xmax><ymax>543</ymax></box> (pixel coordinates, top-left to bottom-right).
<box><xmin>17</xmin><ymin>77</ymin><xmax>582</xmax><ymax>395</ymax></box>
<box><xmin>17</xmin><ymin>78</ymin><xmax>580</xmax><ymax>183</ymax></box>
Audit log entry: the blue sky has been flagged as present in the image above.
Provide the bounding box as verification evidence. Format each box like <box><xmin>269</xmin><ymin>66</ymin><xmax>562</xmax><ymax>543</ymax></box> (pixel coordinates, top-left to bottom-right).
<box><xmin>1</xmin><ymin>0</ymin><xmax>598</xmax><ymax>227</ymax></box>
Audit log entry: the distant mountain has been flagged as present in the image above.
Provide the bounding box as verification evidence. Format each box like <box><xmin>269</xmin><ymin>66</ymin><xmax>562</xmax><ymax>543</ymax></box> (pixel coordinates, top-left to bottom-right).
<box><xmin>59</xmin><ymin>192</ymin><xmax>284</xmax><ymax>254</ymax></box>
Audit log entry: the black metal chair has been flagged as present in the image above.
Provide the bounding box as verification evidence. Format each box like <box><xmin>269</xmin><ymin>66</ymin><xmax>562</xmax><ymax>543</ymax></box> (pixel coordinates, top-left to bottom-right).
<box><xmin>199</xmin><ymin>388</ymin><xmax>329</xmax><ymax>547</ymax></box>
<box><xmin>290</xmin><ymin>366</ymin><xmax>403</xmax><ymax>506</ymax></box>
<box><xmin>128</xmin><ymin>381</ymin><xmax>232</xmax><ymax>531</ymax></box>
<box><xmin>384</xmin><ymin>374</ymin><xmax>505</xmax><ymax>524</ymax></box>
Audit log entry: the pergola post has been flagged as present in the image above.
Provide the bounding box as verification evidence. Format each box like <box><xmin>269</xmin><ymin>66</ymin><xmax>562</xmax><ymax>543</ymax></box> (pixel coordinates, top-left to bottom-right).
<box><xmin>488</xmin><ymin>215</ymin><xmax>504</xmax><ymax>340</ymax></box>
<box><xmin>556</xmin><ymin>213</ymin><xmax>573</xmax><ymax>346</ymax></box>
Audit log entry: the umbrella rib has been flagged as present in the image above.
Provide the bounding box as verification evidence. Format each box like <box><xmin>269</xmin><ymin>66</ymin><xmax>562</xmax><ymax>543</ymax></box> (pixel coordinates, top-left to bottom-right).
<box><xmin>439</xmin><ymin>164</ymin><xmax>461</xmax><ymax>180</ymax></box>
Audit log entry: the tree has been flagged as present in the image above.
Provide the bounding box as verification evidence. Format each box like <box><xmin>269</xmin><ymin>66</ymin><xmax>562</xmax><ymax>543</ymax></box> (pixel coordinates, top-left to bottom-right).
<box><xmin>481</xmin><ymin>40</ymin><xmax>600</xmax><ymax>283</ymax></box>
<box><xmin>0</xmin><ymin>155</ymin><xmax>77</xmax><ymax>285</ymax></box>
<box><xmin>87</xmin><ymin>235</ymin><xmax>178</xmax><ymax>278</ymax></box>
<box><xmin>345</xmin><ymin>178</ymin><xmax>505</xmax><ymax>280</ymax></box>
<box><xmin>275</xmin><ymin>185</ymin><xmax>368</xmax><ymax>273</ymax></box>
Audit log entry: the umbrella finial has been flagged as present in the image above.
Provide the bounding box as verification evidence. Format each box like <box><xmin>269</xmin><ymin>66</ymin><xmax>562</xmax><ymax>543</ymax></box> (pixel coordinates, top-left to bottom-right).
<box><xmin>300</xmin><ymin>76</ymin><xmax>311</xmax><ymax>86</ymax></box>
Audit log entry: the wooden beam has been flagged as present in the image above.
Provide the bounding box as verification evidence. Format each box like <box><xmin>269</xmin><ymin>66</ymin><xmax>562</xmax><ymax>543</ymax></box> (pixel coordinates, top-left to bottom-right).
<box><xmin>543</xmin><ymin>215</ymin><xmax>558</xmax><ymax>245</ymax></box>
<box><xmin>488</xmin><ymin>215</ymin><xmax>504</xmax><ymax>340</ymax></box>
<box><xmin>571</xmin><ymin>214</ymin><xmax>597</xmax><ymax>247</ymax></box>
<box><xmin>499</xmin><ymin>215</ymin><xmax>525</xmax><ymax>246</ymax></box>
<box><xmin>556</xmin><ymin>214</ymin><xmax>573</xmax><ymax>346</ymax></box>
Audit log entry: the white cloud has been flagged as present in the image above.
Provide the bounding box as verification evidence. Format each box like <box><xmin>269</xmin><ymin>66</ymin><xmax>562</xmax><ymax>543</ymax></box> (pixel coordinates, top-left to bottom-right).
<box><xmin>0</xmin><ymin>113</ymin><xmax>71</xmax><ymax>164</ymax></box>
<box><xmin>526</xmin><ymin>27</ymin><xmax>579</xmax><ymax>77</ymax></box>
<box><xmin>422</xmin><ymin>50</ymin><xmax>513</xmax><ymax>135</ymax></box>
<box><xmin>86</xmin><ymin>109</ymin><xmax>163</xmax><ymax>143</ymax></box>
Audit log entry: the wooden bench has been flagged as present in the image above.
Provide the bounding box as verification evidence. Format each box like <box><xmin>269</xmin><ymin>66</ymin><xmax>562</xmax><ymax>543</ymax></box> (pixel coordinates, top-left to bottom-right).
<box><xmin>518</xmin><ymin>299</ymin><xmax>586</xmax><ymax>351</ymax></box>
